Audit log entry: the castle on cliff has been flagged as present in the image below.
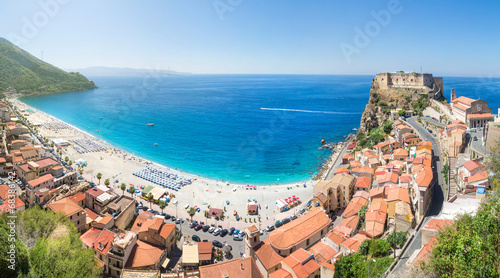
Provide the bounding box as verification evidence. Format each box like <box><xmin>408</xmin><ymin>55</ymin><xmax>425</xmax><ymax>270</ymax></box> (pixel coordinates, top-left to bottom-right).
<box><xmin>373</xmin><ymin>72</ymin><xmax>444</xmax><ymax>100</ymax></box>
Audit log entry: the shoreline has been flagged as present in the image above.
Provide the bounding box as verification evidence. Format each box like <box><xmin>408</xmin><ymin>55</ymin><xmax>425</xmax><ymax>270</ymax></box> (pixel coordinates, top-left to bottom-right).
<box><xmin>10</xmin><ymin>96</ymin><xmax>329</xmax><ymax>225</ymax></box>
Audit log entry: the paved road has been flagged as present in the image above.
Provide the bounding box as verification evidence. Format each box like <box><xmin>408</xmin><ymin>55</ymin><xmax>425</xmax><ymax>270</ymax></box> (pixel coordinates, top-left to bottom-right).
<box><xmin>324</xmin><ymin>142</ymin><xmax>350</xmax><ymax>181</ymax></box>
<box><xmin>391</xmin><ymin>117</ymin><xmax>445</xmax><ymax>275</ymax></box>
<box><xmin>420</xmin><ymin>116</ymin><xmax>446</xmax><ymax>128</ymax></box>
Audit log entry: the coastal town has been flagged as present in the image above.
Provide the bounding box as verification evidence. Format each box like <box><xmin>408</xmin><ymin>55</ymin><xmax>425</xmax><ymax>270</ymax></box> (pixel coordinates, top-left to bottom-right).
<box><xmin>1</xmin><ymin>72</ymin><xmax>499</xmax><ymax>277</ymax></box>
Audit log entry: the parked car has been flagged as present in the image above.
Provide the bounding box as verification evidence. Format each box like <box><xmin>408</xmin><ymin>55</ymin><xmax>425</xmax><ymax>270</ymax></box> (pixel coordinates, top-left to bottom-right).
<box><xmin>299</xmin><ymin>208</ymin><xmax>306</xmax><ymax>214</ymax></box>
<box><xmin>192</xmin><ymin>235</ymin><xmax>201</xmax><ymax>242</ymax></box>
<box><xmin>235</xmin><ymin>214</ymin><xmax>240</xmax><ymax>221</ymax></box>
<box><xmin>266</xmin><ymin>225</ymin><xmax>275</xmax><ymax>232</ymax></box>
<box><xmin>164</xmin><ymin>214</ymin><xmax>171</xmax><ymax>220</ymax></box>
<box><xmin>290</xmin><ymin>214</ymin><xmax>298</xmax><ymax>220</ymax></box>
<box><xmin>213</xmin><ymin>228</ymin><xmax>222</xmax><ymax>236</ymax></box>
<box><xmin>220</xmin><ymin>229</ymin><xmax>228</xmax><ymax>237</ymax></box>
<box><xmin>170</xmin><ymin>217</ymin><xmax>176</xmax><ymax>222</ymax></box>
<box><xmin>213</xmin><ymin>240</ymin><xmax>223</xmax><ymax>248</ymax></box>
<box><xmin>275</xmin><ymin>221</ymin><xmax>283</xmax><ymax>228</ymax></box>
<box><xmin>260</xmin><ymin>230</ymin><xmax>264</xmax><ymax>235</ymax></box>
<box><xmin>234</xmin><ymin>229</ymin><xmax>240</xmax><ymax>235</ymax></box>
<box><xmin>175</xmin><ymin>218</ymin><xmax>183</xmax><ymax>224</ymax></box>
<box><xmin>189</xmin><ymin>221</ymin><xmax>198</xmax><ymax>228</ymax></box>
<box><xmin>208</xmin><ymin>226</ymin><xmax>216</xmax><ymax>233</ymax></box>
<box><xmin>202</xmin><ymin>225</ymin><xmax>210</xmax><ymax>232</ymax></box>
<box><xmin>184</xmin><ymin>204</ymin><xmax>189</xmax><ymax>209</ymax></box>
<box><xmin>282</xmin><ymin>218</ymin><xmax>291</xmax><ymax>224</ymax></box>
<box><xmin>474</xmin><ymin>136</ymin><xmax>478</xmax><ymax>141</ymax></box>
<box><xmin>194</xmin><ymin>224</ymin><xmax>203</xmax><ymax>231</ymax></box>
<box><xmin>228</xmin><ymin>227</ymin><xmax>235</xmax><ymax>235</ymax></box>
<box><xmin>233</xmin><ymin>234</ymin><xmax>243</xmax><ymax>241</ymax></box>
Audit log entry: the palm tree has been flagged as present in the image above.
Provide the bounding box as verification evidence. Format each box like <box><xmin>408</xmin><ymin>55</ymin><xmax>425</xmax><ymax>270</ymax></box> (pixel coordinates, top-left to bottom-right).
<box><xmin>159</xmin><ymin>201</ymin><xmax>167</xmax><ymax>214</ymax></box>
<box><xmin>79</xmin><ymin>169</ymin><xmax>83</xmax><ymax>175</ymax></box>
<box><xmin>104</xmin><ymin>178</ymin><xmax>110</xmax><ymax>186</ymax></box>
<box><xmin>120</xmin><ymin>183</ymin><xmax>127</xmax><ymax>195</ymax></box>
<box><xmin>128</xmin><ymin>186</ymin><xmax>135</xmax><ymax>198</ymax></box>
<box><xmin>96</xmin><ymin>173</ymin><xmax>102</xmax><ymax>184</ymax></box>
<box><xmin>147</xmin><ymin>193</ymin><xmax>154</xmax><ymax>209</ymax></box>
<box><xmin>188</xmin><ymin>207</ymin><xmax>196</xmax><ymax>222</ymax></box>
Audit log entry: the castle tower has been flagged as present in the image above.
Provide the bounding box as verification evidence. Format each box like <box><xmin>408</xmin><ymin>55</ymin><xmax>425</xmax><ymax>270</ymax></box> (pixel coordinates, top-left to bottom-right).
<box><xmin>244</xmin><ymin>225</ymin><xmax>261</xmax><ymax>258</ymax></box>
<box><xmin>450</xmin><ymin>88</ymin><xmax>456</xmax><ymax>101</ymax></box>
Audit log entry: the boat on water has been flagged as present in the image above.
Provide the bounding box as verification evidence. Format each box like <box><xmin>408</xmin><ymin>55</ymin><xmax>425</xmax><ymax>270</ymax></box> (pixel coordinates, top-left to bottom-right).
<box><xmin>100</xmin><ymin>117</ymin><xmax>103</xmax><ymax>119</ymax></box>
<box><xmin>154</xmin><ymin>143</ymin><xmax>158</xmax><ymax>146</ymax></box>
<box><xmin>147</xmin><ymin>123</ymin><xmax>154</xmax><ymax>126</ymax></box>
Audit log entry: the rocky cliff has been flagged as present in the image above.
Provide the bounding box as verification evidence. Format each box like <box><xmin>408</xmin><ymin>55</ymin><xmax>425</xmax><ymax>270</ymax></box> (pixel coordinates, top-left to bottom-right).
<box><xmin>358</xmin><ymin>72</ymin><xmax>446</xmax><ymax>134</ymax></box>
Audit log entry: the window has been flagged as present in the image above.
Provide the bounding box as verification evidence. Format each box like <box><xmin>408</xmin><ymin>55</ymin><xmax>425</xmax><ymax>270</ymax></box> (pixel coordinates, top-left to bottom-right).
<box><xmin>254</xmin><ymin>237</ymin><xmax>256</xmax><ymax>243</ymax></box>
<box><xmin>77</xmin><ymin>221</ymin><xmax>80</xmax><ymax>225</ymax></box>
<box><xmin>321</xmin><ymin>230</ymin><xmax>324</xmax><ymax>236</ymax></box>
<box><xmin>77</xmin><ymin>212</ymin><xmax>79</xmax><ymax>216</ymax></box>
<box><xmin>70</xmin><ymin>216</ymin><xmax>72</xmax><ymax>220</ymax></box>
<box><xmin>306</xmin><ymin>239</ymin><xmax>310</xmax><ymax>246</ymax></box>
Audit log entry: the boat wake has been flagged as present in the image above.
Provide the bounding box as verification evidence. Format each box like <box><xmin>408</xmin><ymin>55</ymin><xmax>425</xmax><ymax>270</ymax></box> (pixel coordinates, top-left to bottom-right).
<box><xmin>260</xmin><ymin>108</ymin><xmax>356</xmax><ymax>115</ymax></box>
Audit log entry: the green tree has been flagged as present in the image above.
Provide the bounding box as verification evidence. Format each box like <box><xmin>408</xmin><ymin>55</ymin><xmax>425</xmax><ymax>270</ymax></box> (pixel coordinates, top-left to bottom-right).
<box><xmin>333</xmin><ymin>253</ymin><xmax>366</xmax><ymax>278</ymax></box>
<box><xmin>358</xmin><ymin>240</ymin><xmax>370</xmax><ymax>255</ymax></box>
<box><xmin>159</xmin><ymin>201</ymin><xmax>167</xmax><ymax>214</ymax></box>
<box><xmin>387</xmin><ymin>231</ymin><xmax>407</xmax><ymax>249</ymax></box>
<box><xmin>486</xmin><ymin>137</ymin><xmax>500</xmax><ymax>190</ymax></box>
<box><xmin>369</xmin><ymin>239</ymin><xmax>391</xmax><ymax>257</ymax></box>
<box><xmin>79</xmin><ymin>169</ymin><xmax>83</xmax><ymax>175</ymax></box>
<box><xmin>104</xmin><ymin>178</ymin><xmax>110</xmax><ymax>186</ymax></box>
<box><xmin>358</xmin><ymin>204</ymin><xmax>368</xmax><ymax>221</ymax></box>
<box><xmin>128</xmin><ymin>186</ymin><xmax>135</xmax><ymax>198</ymax></box>
<box><xmin>398</xmin><ymin>109</ymin><xmax>406</xmax><ymax>116</ymax></box>
<box><xmin>188</xmin><ymin>207</ymin><xmax>196</xmax><ymax>221</ymax></box>
<box><xmin>120</xmin><ymin>183</ymin><xmax>127</xmax><ymax>195</ymax></box>
<box><xmin>96</xmin><ymin>173</ymin><xmax>102</xmax><ymax>185</ymax></box>
<box><xmin>147</xmin><ymin>193</ymin><xmax>154</xmax><ymax>209</ymax></box>
<box><xmin>0</xmin><ymin>218</ymin><xmax>30</xmax><ymax>278</ymax></box>
<box><xmin>383</xmin><ymin>121</ymin><xmax>394</xmax><ymax>134</ymax></box>
<box><xmin>425</xmin><ymin>190</ymin><xmax>500</xmax><ymax>277</ymax></box>
<box><xmin>64</xmin><ymin>156</ymin><xmax>69</xmax><ymax>162</ymax></box>
<box><xmin>68</xmin><ymin>160</ymin><xmax>72</xmax><ymax>166</ymax></box>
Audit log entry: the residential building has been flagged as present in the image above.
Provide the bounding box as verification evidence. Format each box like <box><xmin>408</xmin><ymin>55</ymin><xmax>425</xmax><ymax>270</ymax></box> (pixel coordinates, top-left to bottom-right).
<box><xmin>280</xmin><ymin>248</ymin><xmax>320</xmax><ymax>278</ymax></box>
<box><xmin>333</xmin><ymin>215</ymin><xmax>359</xmax><ymax>237</ymax></box>
<box><xmin>198</xmin><ymin>241</ymin><xmax>213</xmax><ymax>265</ymax></box>
<box><xmin>313</xmin><ymin>173</ymin><xmax>356</xmax><ymax>213</ymax></box>
<box><xmin>0</xmin><ymin>183</ymin><xmax>25</xmax><ymax>214</ymax></box>
<box><xmin>199</xmin><ymin>257</ymin><xmax>263</xmax><ymax>278</ymax></box>
<box><xmin>354</xmin><ymin>176</ymin><xmax>371</xmax><ymax>192</ymax></box>
<box><xmin>341</xmin><ymin>191</ymin><xmax>369</xmax><ymax>219</ymax></box>
<box><xmin>365</xmin><ymin>199</ymin><xmax>388</xmax><ymax>238</ymax></box>
<box><xmin>456</xmin><ymin>160</ymin><xmax>489</xmax><ymax>192</ymax></box>
<box><xmin>47</xmin><ymin>197</ymin><xmax>86</xmax><ymax>232</ymax></box>
<box><xmin>387</xmin><ymin>187</ymin><xmax>411</xmax><ymax>219</ymax></box>
<box><xmin>339</xmin><ymin>233</ymin><xmax>369</xmax><ymax>255</ymax></box>
<box><xmin>125</xmin><ymin>240</ymin><xmax>166</xmax><ymax>270</ymax></box>
<box><xmin>131</xmin><ymin>211</ymin><xmax>176</xmax><ymax>254</ymax></box>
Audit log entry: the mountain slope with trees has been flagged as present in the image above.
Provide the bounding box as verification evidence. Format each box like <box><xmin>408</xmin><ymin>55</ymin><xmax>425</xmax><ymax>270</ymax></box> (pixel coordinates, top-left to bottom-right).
<box><xmin>0</xmin><ymin>37</ymin><xmax>97</xmax><ymax>95</ymax></box>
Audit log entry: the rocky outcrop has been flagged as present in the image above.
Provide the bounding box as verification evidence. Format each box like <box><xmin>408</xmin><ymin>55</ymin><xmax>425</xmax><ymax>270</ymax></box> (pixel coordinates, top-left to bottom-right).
<box><xmin>359</xmin><ymin>101</ymin><xmax>390</xmax><ymax>134</ymax></box>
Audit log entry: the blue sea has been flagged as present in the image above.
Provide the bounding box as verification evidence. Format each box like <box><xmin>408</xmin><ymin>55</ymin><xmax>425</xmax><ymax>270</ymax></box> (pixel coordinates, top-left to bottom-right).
<box><xmin>19</xmin><ymin>75</ymin><xmax>500</xmax><ymax>184</ymax></box>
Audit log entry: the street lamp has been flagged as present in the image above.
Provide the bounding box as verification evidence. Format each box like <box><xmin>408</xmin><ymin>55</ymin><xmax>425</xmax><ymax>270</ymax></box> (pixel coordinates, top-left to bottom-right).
<box><xmin>368</xmin><ymin>259</ymin><xmax>376</xmax><ymax>277</ymax></box>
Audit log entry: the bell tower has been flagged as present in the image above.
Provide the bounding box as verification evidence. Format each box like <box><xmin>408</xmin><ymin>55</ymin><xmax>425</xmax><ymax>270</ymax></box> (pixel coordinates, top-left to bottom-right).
<box><xmin>450</xmin><ymin>88</ymin><xmax>456</xmax><ymax>101</ymax></box>
<box><xmin>244</xmin><ymin>225</ymin><xmax>261</xmax><ymax>258</ymax></box>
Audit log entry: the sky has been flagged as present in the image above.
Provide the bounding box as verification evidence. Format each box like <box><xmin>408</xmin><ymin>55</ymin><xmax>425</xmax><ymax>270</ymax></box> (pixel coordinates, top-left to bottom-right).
<box><xmin>0</xmin><ymin>0</ymin><xmax>499</xmax><ymax>76</ymax></box>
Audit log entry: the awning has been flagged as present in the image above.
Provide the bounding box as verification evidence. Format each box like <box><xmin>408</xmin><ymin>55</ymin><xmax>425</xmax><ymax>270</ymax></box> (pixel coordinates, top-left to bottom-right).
<box><xmin>161</xmin><ymin>257</ymin><xmax>170</xmax><ymax>268</ymax></box>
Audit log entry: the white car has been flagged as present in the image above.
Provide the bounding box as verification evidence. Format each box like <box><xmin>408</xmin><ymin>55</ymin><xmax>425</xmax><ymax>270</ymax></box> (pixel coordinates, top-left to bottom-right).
<box><xmin>184</xmin><ymin>204</ymin><xmax>189</xmax><ymax>209</ymax></box>
<box><xmin>208</xmin><ymin>226</ymin><xmax>216</xmax><ymax>233</ymax></box>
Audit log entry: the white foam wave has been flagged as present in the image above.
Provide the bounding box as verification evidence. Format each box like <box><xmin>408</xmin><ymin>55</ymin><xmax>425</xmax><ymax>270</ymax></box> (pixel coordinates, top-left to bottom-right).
<box><xmin>260</xmin><ymin>108</ymin><xmax>356</xmax><ymax>115</ymax></box>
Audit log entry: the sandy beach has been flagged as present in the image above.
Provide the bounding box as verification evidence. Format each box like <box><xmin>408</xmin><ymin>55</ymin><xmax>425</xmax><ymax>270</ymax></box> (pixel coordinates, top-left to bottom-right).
<box><xmin>12</xmin><ymin>98</ymin><xmax>317</xmax><ymax>229</ymax></box>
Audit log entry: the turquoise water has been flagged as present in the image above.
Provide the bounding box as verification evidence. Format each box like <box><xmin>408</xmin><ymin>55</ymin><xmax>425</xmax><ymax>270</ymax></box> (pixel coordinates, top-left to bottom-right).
<box><xmin>19</xmin><ymin>75</ymin><xmax>499</xmax><ymax>184</ymax></box>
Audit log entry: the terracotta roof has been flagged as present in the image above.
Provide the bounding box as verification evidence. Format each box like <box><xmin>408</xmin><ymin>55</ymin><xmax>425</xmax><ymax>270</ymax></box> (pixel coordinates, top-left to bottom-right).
<box><xmin>424</xmin><ymin>218</ymin><xmax>453</xmax><ymax>231</ymax></box>
<box><xmin>314</xmin><ymin>192</ymin><xmax>328</xmax><ymax>204</ymax></box>
<box><xmin>413</xmin><ymin>165</ymin><xmax>433</xmax><ymax>188</ymax></box>
<box><xmin>0</xmin><ymin>197</ymin><xmax>25</xmax><ymax>213</ymax></box>
<box><xmin>21</xmin><ymin>149</ymin><xmax>38</xmax><ymax>159</ymax></box>
<box><xmin>79</xmin><ymin>228</ymin><xmax>103</xmax><ymax>248</ymax></box>
<box><xmin>387</xmin><ymin>188</ymin><xmax>411</xmax><ymax>204</ymax></box>
<box><xmin>159</xmin><ymin>222</ymin><xmax>176</xmax><ymax>240</ymax></box>
<box><xmin>0</xmin><ymin>184</ymin><xmax>11</xmax><ymax>200</ymax></box>
<box><xmin>453</xmin><ymin>103</ymin><xmax>468</xmax><ymax>111</ymax></box>
<box><xmin>355</xmin><ymin>177</ymin><xmax>371</xmax><ymax>189</ymax></box>
<box><xmin>308</xmin><ymin>241</ymin><xmax>338</xmax><ymax>263</ymax></box>
<box><xmin>467</xmin><ymin>171</ymin><xmax>488</xmax><ymax>183</ymax></box>
<box><xmin>461</xmin><ymin>160</ymin><xmax>484</xmax><ymax>172</ymax></box>
<box><xmin>368</xmin><ymin>157</ymin><xmax>379</xmax><ymax>165</ymax></box>
<box><xmin>402</xmin><ymin>132</ymin><xmax>415</xmax><ymax>138</ymax></box>
<box><xmin>380</xmin><ymin>172</ymin><xmax>399</xmax><ymax>185</ymax></box>
<box><xmin>334</xmin><ymin>216</ymin><xmax>359</xmax><ymax>235</ymax></box>
<box><xmin>130</xmin><ymin>211</ymin><xmax>154</xmax><ymax>233</ymax></box>
<box><xmin>47</xmin><ymin>197</ymin><xmax>84</xmax><ymax>216</ymax></box>
<box><xmin>412</xmin><ymin>237</ymin><xmax>437</xmax><ymax>265</ymax></box>
<box><xmin>246</xmin><ymin>225</ymin><xmax>258</xmax><ymax>233</ymax></box>
<box><xmin>369</xmin><ymin>187</ymin><xmax>386</xmax><ymax>199</ymax></box>
<box><xmin>208</xmin><ymin>207</ymin><xmax>223</xmax><ymax>217</ymax></box>
<box><xmin>342</xmin><ymin>194</ymin><xmax>368</xmax><ymax>218</ymax></box>
<box><xmin>365</xmin><ymin>220</ymin><xmax>385</xmax><ymax>238</ymax></box>
<box><xmin>417</xmin><ymin>141</ymin><xmax>432</xmax><ymax>147</ymax></box>
<box><xmin>342</xmin><ymin>153</ymin><xmax>354</xmax><ymax>160</ymax></box>
<box><xmin>350</xmin><ymin>161</ymin><xmax>362</xmax><ymax>168</ymax></box>
<box><xmin>340</xmin><ymin>233</ymin><xmax>369</xmax><ymax>254</ymax></box>
<box><xmin>393</xmin><ymin>148</ymin><xmax>408</xmax><ymax>157</ymax></box>
<box><xmin>86</xmin><ymin>187</ymin><xmax>105</xmax><ymax>199</ymax></box>
<box><xmin>198</xmin><ymin>241</ymin><xmax>213</xmax><ymax>261</ymax></box>
<box><xmin>85</xmin><ymin>208</ymin><xmax>99</xmax><ymax>221</ymax></box>
<box><xmin>80</xmin><ymin>228</ymin><xmax>116</xmax><ymax>256</ymax></box>
<box><xmin>281</xmin><ymin>248</ymin><xmax>319</xmax><ymax>278</ymax></box>
<box><xmin>125</xmin><ymin>240</ymin><xmax>165</xmax><ymax>268</ymax></box>
<box><xmin>452</xmin><ymin>96</ymin><xmax>475</xmax><ymax>106</ymax></box>
<box><xmin>253</xmin><ymin>239</ymin><xmax>283</xmax><ymax>270</ymax></box>
<box><xmin>467</xmin><ymin>113</ymin><xmax>493</xmax><ymax>119</ymax></box>
<box><xmin>325</xmin><ymin>230</ymin><xmax>347</xmax><ymax>246</ymax></box>
<box><xmin>69</xmin><ymin>192</ymin><xmax>85</xmax><ymax>204</ymax></box>
<box><xmin>269</xmin><ymin>210</ymin><xmax>331</xmax><ymax>250</ymax></box>
<box><xmin>334</xmin><ymin>167</ymin><xmax>350</xmax><ymax>174</ymax></box>
<box><xmin>270</xmin><ymin>269</ymin><xmax>293</xmax><ymax>278</ymax></box>
<box><xmin>199</xmin><ymin>257</ymin><xmax>263</xmax><ymax>278</ymax></box>
<box><xmin>399</xmin><ymin>174</ymin><xmax>412</xmax><ymax>183</ymax></box>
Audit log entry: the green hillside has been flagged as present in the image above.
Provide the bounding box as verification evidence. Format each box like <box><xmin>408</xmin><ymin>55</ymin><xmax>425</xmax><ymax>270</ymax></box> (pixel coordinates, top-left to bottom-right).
<box><xmin>0</xmin><ymin>37</ymin><xmax>97</xmax><ymax>95</ymax></box>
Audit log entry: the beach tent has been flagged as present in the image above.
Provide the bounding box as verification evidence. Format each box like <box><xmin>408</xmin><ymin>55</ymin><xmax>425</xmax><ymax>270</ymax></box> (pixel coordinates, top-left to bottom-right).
<box><xmin>52</xmin><ymin>138</ymin><xmax>69</xmax><ymax>146</ymax></box>
<box><xmin>150</xmin><ymin>187</ymin><xmax>167</xmax><ymax>201</ymax></box>
<box><xmin>276</xmin><ymin>198</ymin><xmax>288</xmax><ymax>212</ymax></box>
<box><xmin>141</xmin><ymin>185</ymin><xmax>155</xmax><ymax>196</ymax></box>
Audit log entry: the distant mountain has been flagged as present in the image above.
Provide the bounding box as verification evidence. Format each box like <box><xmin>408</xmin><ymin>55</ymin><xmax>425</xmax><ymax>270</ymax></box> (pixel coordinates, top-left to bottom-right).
<box><xmin>65</xmin><ymin>66</ymin><xmax>190</xmax><ymax>77</ymax></box>
<box><xmin>0</xmin><ymin>37</ymin><xmax>97</xmax><ymax>95</ymax></box>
